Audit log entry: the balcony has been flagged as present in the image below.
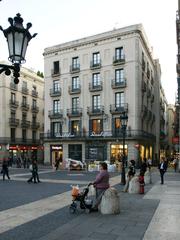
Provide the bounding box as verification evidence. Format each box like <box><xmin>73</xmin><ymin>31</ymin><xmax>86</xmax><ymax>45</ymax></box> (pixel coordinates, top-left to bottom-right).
<box><xmin>87</xmin><ymin>105</ymin><xmax>104</xmax><ymax>116</ymax></box>
<box><xmin>21</xmin><ymin>120</ymin><xmax>30</xmax><ymax>128</ymax></box>
<box><xmin>31</xmin><ymin>90</ymin><xmax>38</xmax><ymax>98</ymax></box>
<box><xmin>48</xmin><ymin>110</ymin><xmax>63</xmax><ymax>119</ymax></box>
<box><xmin>67</xmin><ymin>108</ymin><xmax>83</xmax><ymax>117</ymax></box>
<box><xmin>112</xmin><ymin>55</ymin><xmax>125</xmax><ymax>65</ymax></box>
<box><xmin>51</xmin><ymin>69</ymin><xmax>60</xmax><ymax>77</ymax></box>
<box><xmin>89</xmin><ymin>81</ymin><xmax>103</xmax><ymax>92</ymax></box>
<box><xmin>111</xmin><ymin>79</ymin><xmax>127</xmax><ymax>89</ymax></box>
<box><xmin>50</xmin><ymin>88</ymin><xmax>61</xmax><ymax>97</ymax></box>
<box><xmin>70</xmin><ymin>64</ymin><xmax>80</xmax><ymax>73</ymax></box>
<box><xmin>110</xmin><ymin>103</ymin><xmax>128</xmax><ymax>114</ymax></box>
<box><xmin>31</xmin><ymin>122</ymin><xmax>40</xmax><ymax>129</ymax></box>
<box><xmin>21</xmin><ymin>87</ymin><xmax>29</xmax><ymax>95</ymax></box>
<box><xmin>68</xmin><ymin>85</ymin><xmax>81</xmax><ymax>94</ymax></box>
<box><xmin>31</xmin><ymin>106</ymin><xmax>39</xmax><ymax>113</ymax></box>
<box><xmin>90</xmin><ymin>61</ymin><xmax>101</xmax><ymax>70</ymax></box>
<box><xmin>9</xmin><ymin>100</ymin><xmax>19</xmax><ymax>108</ymax></box>
<box><xmin>21</xmin><ymin>103</ymin><xmax>30</xmax><ymax>111</ymax></box>
<box><xmin>9</xmin><ymin>118</ymin><xmax>19</xmax><ymax>127</ymax></box>
<box><xmin>10</xmin><ymin>82</ymin><xmax>18</xmax><ymax>91</ymax></box>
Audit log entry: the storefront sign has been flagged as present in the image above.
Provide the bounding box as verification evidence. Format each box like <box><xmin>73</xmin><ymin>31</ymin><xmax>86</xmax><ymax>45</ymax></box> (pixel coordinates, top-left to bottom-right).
<box><xmin>51</xmin><ymin>145</ymin><xmax>62</xmax><ymax>150</ymax></box>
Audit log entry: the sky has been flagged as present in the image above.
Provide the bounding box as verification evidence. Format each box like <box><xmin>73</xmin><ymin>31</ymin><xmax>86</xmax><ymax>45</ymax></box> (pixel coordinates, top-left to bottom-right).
<box><xmin>0</xmin><ymin>0</ymin><xmax>177</xmax><ymax>104</ymax></box>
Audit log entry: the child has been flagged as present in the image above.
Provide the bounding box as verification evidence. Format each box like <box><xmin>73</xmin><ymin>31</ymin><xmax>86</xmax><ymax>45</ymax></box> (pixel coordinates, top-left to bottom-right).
<box><xmin>139</xmin><ymin>171</ymin><xmax>145</xmax><ymax>194</ymax></box>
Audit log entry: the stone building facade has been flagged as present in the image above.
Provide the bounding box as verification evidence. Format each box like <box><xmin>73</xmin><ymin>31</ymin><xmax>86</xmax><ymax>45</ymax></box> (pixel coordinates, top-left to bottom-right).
<box><xmin>0</xmin><ymin>64</ymin><xmax>44</xmax><ymax>163</ymax></box>
<box><xmin>43</xmin><ymin>24</ymin><xmax>165</xmax><ymax>166</ymax></box>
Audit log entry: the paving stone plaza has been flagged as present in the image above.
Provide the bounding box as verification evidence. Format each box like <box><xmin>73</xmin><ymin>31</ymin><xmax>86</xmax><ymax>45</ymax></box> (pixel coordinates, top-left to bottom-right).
<box><xmin>0</xmin><ymin>167</ymin><xmax>180</xmax><ymax>240</ymax></box>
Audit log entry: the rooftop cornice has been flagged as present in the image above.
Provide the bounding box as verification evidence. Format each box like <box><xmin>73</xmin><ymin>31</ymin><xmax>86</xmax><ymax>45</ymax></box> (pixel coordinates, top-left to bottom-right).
<box><xmin>44</xmin><ymin>24</ymin><xmax>151</xmax><ymax>56</ymax></box>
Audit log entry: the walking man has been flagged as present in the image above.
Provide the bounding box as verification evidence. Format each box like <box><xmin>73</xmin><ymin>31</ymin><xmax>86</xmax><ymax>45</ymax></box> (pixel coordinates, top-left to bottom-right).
<box><xmin>1</xmin><ymin>159</ymin><xmax>10</xmax><ymax>180</ymax></box>
<box><xmin>158</xmin><ymin>157</ymin><xmax>167</xmax><ymax>184</ymax></box>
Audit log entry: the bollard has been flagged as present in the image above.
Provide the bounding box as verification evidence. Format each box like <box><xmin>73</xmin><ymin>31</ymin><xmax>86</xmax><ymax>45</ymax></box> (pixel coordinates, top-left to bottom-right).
<box><xmin>99</xmin><ymin>187</ymin><xmax>120</xmax><ymax>214</ymax></box>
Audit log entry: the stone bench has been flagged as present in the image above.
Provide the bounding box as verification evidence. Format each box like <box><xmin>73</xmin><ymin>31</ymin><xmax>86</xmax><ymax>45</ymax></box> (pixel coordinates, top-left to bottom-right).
<box><xmin>99</xmin><ymin>187</ymin><xmax>120</xmax><ymax>214</ymax></box>
<box><xmin>128</xmin><ymin>176</ymin><xmax>139</xmax><ymax>194</ymax></box>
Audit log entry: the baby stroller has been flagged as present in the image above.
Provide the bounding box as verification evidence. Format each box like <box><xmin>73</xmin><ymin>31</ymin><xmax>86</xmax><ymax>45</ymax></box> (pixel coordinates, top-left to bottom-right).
<box><xmin>69</xmin><ymin>184</ymin><xmax>93</xmax><ymax>213</ymax></box>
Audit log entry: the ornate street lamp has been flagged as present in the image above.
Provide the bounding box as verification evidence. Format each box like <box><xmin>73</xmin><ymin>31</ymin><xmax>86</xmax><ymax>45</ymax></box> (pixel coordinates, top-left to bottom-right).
<box><xmin>0</xmin><ymin>13</ymin><xmax>37</xmax><ymax>84</ymax></box>
<box><xmin>120</xmin><ymin>111</ymin><xmax>128</xmax><ymax>185</ymax></box>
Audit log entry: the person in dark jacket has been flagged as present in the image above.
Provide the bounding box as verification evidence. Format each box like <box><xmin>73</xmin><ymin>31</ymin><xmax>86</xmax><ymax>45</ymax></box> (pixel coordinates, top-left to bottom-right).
<box><xmin>90</xmin><ymin>162</ymin><xmax>109</xmax><ymax>212</ymax></box>
<box><xmin>158</xmin><ymin>157</ymin><xmax>167</xmax><ymax>184</ymax></box>
<box><xmin>140</xmin><ymin>158</ymin><xmax>147</xmax><ymax>175</ymax></box>
<box><xmin>1</xmin><ymin>159</ymin><xmax>10</xmax><ymax>180</ymax></box>
<box><xmin>27</xmin><ymin>160</ymin><xmax>40</xmax><ymax>183</ymax></box>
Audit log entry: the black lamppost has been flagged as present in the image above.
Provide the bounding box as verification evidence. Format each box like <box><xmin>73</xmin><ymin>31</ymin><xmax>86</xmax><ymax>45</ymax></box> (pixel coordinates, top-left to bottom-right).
<box><xmin>0</xmin><ymin>13</ymin><xmax>37</xmax><ymax>84</ymax></box>
<box><xmin>120</xmin><ymin>111</ymin><xmax>128</xmax><ymax>185</ymax></box>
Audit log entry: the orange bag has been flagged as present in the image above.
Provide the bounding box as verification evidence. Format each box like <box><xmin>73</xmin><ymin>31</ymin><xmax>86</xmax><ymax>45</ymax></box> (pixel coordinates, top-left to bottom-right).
<box><xmin>71</xmin><ymin>185</ymin><xmax>80</xmax><ymax>197</ymax></box>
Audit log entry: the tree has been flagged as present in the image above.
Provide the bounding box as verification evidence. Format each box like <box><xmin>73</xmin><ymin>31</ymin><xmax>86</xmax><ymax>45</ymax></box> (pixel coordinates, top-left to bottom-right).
<box><xmin>37</xmin><ymin>71</ymin><xmax>44</xmax><ymax>78</ymax></box>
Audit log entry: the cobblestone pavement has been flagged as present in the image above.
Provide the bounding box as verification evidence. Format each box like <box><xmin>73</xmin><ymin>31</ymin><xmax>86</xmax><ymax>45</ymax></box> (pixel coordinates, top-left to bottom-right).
<box><xmin>0</xmin><ymin>167</ymin><xmax>179</xmax><ymax>240</ymax></box>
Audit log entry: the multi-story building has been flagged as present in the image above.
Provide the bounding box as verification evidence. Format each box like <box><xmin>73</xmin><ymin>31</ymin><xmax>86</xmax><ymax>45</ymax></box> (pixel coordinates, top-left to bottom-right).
<box><xmin>167</xmin><ymin>104</ymin><xmax>175</xmax><ymax>158</ymax></box>
<box><xmin>0</xmin><ymin>64</ymin><xmax>44</xmax><ymax>163</ymax></box>
<box><xmin>175</xmin><ymin>0</ymin><xmax>180</xmax><ymax>157</ymax></box>
<box><xmin>43</xmin><ymin>24</ymin><xmax>164</xmax><ymax>166</ymax></box>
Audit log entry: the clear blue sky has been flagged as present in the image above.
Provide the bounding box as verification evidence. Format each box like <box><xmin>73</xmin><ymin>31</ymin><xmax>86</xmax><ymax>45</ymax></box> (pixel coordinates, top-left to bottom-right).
<box><xmin>0</xmin><ymin>0</ymin><xmax>177</xmax><ymax>104</ymax></box>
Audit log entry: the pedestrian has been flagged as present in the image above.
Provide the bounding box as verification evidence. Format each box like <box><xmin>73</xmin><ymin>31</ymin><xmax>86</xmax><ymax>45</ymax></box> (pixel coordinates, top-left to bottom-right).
<box><xmin>139</xmin><ymin>170</ymin><xmax>145</xmax><ymax>194</ymax></box>
<box><xmin>140</xmin><ymin>158</ymin><xmax>147</xmax><ymax>175</ymax></box>
<box><xmin>1</xmin><ymin>159</ymin><xmax>10</xmax><ymax>180</ymax></box>
<box><xmin>27</xmin><ymin>160</ymin><xmax>41</xmax><ymax>183</ymax></box>
<box><xmin>123</xmin><ymin>160</ymin><xmax>136</xmax><ymax>192</ymax></box>
<box><xmin>173</xmin><ymin>158</ymin><xmax>178</xmax><ymax>172</ymax></box>
<box><xmin>158</xmin><ymin>157</ymin><xmax>167</xmax><ymax>184</ymax></box>
<box><xmin>55</xmin><ymin>156</ymin><xmax>60</xmax><ymax>171</ymax></box>
<box><xmin>89</xmin><ymin>162</ymin><xmax>110</xmax><ymax>212</ymax></box>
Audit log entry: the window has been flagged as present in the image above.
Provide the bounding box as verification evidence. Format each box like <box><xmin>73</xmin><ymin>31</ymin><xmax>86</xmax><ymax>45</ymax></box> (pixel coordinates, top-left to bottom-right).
<box><xmin>72</xmin><ymin>97</ymin><xmax>79</xmax><ymax>111</ymax></box>
<box><xmin>11</xmin><ymin>111</ymin><xmax>16</xmax><ymax>119</ymax></box>
<box><xmin>22</xmin><ymin>96</ymin><xmax>27</xmax><ymax>105</ymax></box>
<box><xmin>32</xmin><ymin>115</ymin><xmax>36</xmax><ymax>124</ymax></box>
<box><xmin>22</xmin><ymin>129</ymin><xmax>27</xmax><ymax>141</ymax></box>
<box><xmin>93</xmin><ymin>52</ymin><xmax>100</xmax><ymax>65</ymax></box>
<box><xmin>53</xmin><ymin>100</ymin><xmax>60</xmax><ymax>113</ymax></box>
<box><xmin>72</xmin><ymin>57</ymin><xmax>79</xmax><ymax>69</ymax></box>
<box><xmin>71</xmin><ymin>120</ymin><xmax>80</xmax><ymax>135</ymax></box>
<box><xmin>32</xmin><ymin>99</ymin><xmax>37</xmax><ymax>108</ymax></box>
<box><xmin>32</xmin><ymin>130</ymin><xmax>36</xmax><ymax>142</ymax></box>
<box><xmin>115</xmin><ymin>92</ymin><xmax>124</xmax><ymax>107</ymax></box>
<box><xmin>92</xmin><ymin>73</ymin><xmax>100</xmax><ymax>86</ymax></box>
<box><xmin>53</xmin><ymin>80</ymin><xmax>60</xmax><ymax>92</ymax></box>
<box><xmin>11</xmin><ymin>128</ymin><xmax>16</xmax><ymax>141</ymax></box>
<box><xmin>72</xmin><ymin>76</ymin><xmax>79</xmax><ymax>90</ymax></box>
<box><xmin>92</xmin><ymin>119</ymin><xmax>103</xmax><ymax>134</ymax></box>
<box><xmin>53</xmin><ymin>61</ymin><xmax>60</xmax><ymax>74</ymax></box>
<box><xmin>11</xmin><ymin>93</ymin><xmax>15</xmax><ymax>102</ymax></box>
<box><xmin>92</xmin><ymin>95</ymin><xmax>100</xmax><ymax>109</ymax></box>
<box><xmin>22</xmin><ymin>81</ymin><xmax>27</xmax><ymax>89</ymax></box>
<box><xmin>22</xmin><ymin>112</ymin><xmax>27</xmax><ymax>121</ymax></box>
<box><xmin>68</xmin><ymin>144</ymin><xmax>82</xmax><ymax>161</ymax></box>
<box><xmin>52</xmin><ymin>122</ymin><xmax>62</xmax><ymax>136</ymax></box>
<box><xmin>115</xmin><ymin>69</ymin><xmax>124</xmax><ymax>83</ymax></box>
<box><xmin>115</xmin><ymin>47</ymin><xmax>124</xmax><ymax>60</ymax></box>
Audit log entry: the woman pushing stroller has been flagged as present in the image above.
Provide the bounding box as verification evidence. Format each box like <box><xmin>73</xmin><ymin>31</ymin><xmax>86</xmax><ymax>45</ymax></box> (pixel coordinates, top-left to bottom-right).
<box><xmin>89</xmin><ymin>162</ymin><xmax>110</xmax><ymax>212</ymax></box>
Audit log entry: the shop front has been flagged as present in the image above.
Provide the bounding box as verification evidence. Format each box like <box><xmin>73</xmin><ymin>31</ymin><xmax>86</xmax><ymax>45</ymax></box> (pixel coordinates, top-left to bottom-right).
<box><xmin>50</xmin><ymin>145</ymin><xmax>63</xmax><ymax>167</ymax></box>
